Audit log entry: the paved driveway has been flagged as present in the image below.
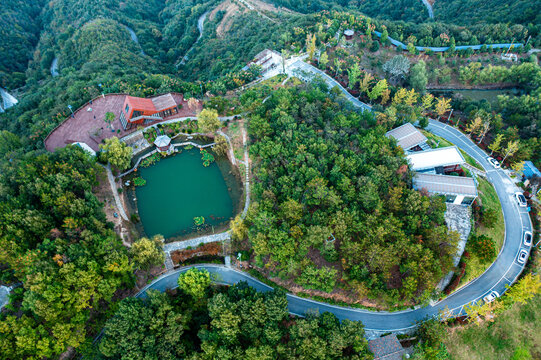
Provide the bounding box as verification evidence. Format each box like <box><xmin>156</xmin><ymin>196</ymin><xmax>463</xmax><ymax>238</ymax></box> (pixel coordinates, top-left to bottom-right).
<box><xmin>137</xmin><ymin>121</ymin><xmax>532</xmax><ymax>333</ymax></box>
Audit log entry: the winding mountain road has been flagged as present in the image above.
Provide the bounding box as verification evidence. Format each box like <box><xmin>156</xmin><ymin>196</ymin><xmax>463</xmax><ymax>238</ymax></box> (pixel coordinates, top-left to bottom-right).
<box><xmin>136</xmin><ymin>116</ymin><xmax>532</xmax><ymax>332</ymax></box>
<box><xmin>420</xmin><ymin>0</ymin><xmax>434</xmax><ymax>19</ymax></box>
<box><xmin>373</xmin><ymin>30</ymin><xmax>523</xmax><ymax>52</ymax></box>
<box><xmin>177</xmin><ymin>11</ymin><xmax>209</xmax><ymax>66</ymax></box>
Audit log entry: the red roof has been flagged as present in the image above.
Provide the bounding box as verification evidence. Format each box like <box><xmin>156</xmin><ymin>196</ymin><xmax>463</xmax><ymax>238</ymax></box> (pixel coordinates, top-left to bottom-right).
<box><xmin>126</xmin><ymin>96</ymin><xmax>156</xmax><ymax>112</ymax></box>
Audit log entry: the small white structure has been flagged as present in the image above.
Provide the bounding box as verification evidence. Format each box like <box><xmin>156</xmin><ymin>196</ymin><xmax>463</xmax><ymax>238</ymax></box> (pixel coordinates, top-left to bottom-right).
<box><xmin>501</xmin><ymin>53</ymin><xmax>518</xmax><ymax>62</ymax></box>
<box><xmin>413</xmin><ymin>173</ymin><xmax>478</xmax><ymax>206</ymax></box>
<box><xmin>407</xmin><ymin>146</ymin><xmax>465</xmax><ymax>174</ymax></box>
<box><xmin>242</xmin><ymin>49</ymin><xmax>282</xmax><ymax>75</ymax></box>
<box><xmin>72</xmin><ymin>142</ymin><xmax>96</xmax><ymax>157</ymax></box>
<box><xmin>154</xmin><ymin>135</ymin><xmax>172</xmax><ymax>152</ymax></box>
<box><xmin>385</xmin><ymin>123</ymin><xmax>428</xmax><ymax>152</ymax></box>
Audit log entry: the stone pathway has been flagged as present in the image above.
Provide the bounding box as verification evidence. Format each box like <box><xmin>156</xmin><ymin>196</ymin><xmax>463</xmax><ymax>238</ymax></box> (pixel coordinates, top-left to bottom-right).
<box><xmin>241</xmin><ymin>126</ymin><xmax>251</xmax><ymax>219</ymax></box>
<box><xmin>163</xmin><ymin>231</ymin><xmax>231</xmax><ymax>253</ymax></box>
<box><xmin>437</xmin><ymin>203</ymin><xmax>472</xmax><ymax>290</ymax></box>
<box><xmin>103</xmin><ymin>164</ymin><xmax>128</xmax><ymax>221</ymax></box>
<box><xmin>463</xmin><ymin>162</ymin><xmax>486</xmax><ymax>177</ymax></box>
<box><xmin>164</xmin><ymin>252</ymin><xmax>174</xmax><ymax>271</ymax></box>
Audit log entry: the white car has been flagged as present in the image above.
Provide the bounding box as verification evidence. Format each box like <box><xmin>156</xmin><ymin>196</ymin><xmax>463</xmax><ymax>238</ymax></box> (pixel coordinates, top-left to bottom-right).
<box><xmin>523</xmin><ymin>231</ymin><xmax>532</xmax><ymax>247</ymax></box>
<box><xmin>483</xmin><ymin>290</ymin><xmax>500</xmax><ymax>304</ymax></box>
<box><xmin>517</xmin><ymin>249</ymin><xmax>528</xmax><ymax>264</ymax></box>
<box><xmin>515</xmin><ymin>192</ymin><xmax>527</xmax><ymax>207</ymax></box>
<box><xmin>487</xmin><ymin>157</ymin><xmax>500</xmax><ymax>169</ymax></box>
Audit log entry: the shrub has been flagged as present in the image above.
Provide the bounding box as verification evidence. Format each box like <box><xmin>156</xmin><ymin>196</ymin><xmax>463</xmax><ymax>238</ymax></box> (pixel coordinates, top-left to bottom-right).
<box><xmin>297</xmin><ymin>266</ymin><xmax>337</xmax><ymax>293</ymax></box>
<box><xmin>470</xmin><ymin>234</ymin><xmax>496</xmax><ymax>263</ymax></box>
<box><xmin>133</xmin><ymin>177</ymin><xmax>147</xmax><ymax>187</ymax></box>
<box><xmin>481</xmin><ymin>208</ymin><xmax>498</xmax><ymax>228</ymax></box>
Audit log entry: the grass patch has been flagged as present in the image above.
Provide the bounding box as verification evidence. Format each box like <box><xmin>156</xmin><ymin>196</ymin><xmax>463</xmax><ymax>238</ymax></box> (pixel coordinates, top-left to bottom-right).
<box><xmin>459</xmin><ymin>178</ymin><xmax>505</xmax><ymax>286</ymax></box>
<box><xmin>443</xmin><ymin>294</ymin><xmax>541</xmax><ymax>360</ymax></box>
<box><xmin>423</xmin><ymin>129</ymin><xmax>453</xmax><ymax>148</ymax></box>
<box><xmin>476</xmin><ymin>178</ymin><xmax>505</xmax><ymax>247</ymax></box>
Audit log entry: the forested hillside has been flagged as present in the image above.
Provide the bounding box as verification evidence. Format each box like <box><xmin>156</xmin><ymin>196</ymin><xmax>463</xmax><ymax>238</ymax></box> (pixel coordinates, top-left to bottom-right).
<box><xmin>94</xmin><ymin>275</ymin><xmax>372</xmax><ymax>359</ymax></box>
<box><xmin>0</xmin><ymin>146</ymin><xmax>134</xmax><ymax>359</ymax></box>
<box><xmin>433</xmin><ymin>0</ymin><xmax>541</xmax><ymax>26</ymax></box>
<box><xmin>0</xmin><ymin>0</ymin><xmax>45</xmax><ymax>88</ymax></box>
<box><xmin>268</xmin><ymin>0</ymin><xmax>428</xmax><ymax>22</ymax></box>
<box><xmin>245</xmin><ymin>85</ymin><xmax>458</xmax><ymax>304</ymax></box>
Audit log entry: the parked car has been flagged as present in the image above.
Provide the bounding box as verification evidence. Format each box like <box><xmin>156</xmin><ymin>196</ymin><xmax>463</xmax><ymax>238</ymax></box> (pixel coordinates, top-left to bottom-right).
<box><xmin>523</xmin><ymin>231</ymin><xmax>533</xmax><ymax>247</ymax></box>
<box><xmin>517</xmin><ymin>249</ymin><xmax>528</xmax><ymax>264</ymax></box>
<box><xmin>483</xmin><ymin>290</ymin><xmax>500</xmax><ymax>303</ymax></box>
<box><xmin>487</xmin><ymin>157</ymin><xmax>500</xmax><ymax>169</ymax></box>
<box><xmin>515</xmin><ymin>192</ymin><xmax>527</xmax><ymax>207</ymax></box>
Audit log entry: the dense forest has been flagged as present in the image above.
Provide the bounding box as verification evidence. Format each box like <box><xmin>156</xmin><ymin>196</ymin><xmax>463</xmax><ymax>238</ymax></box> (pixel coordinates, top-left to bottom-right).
<box><xmin>94</xmin><ymin>272</ymin><xmax>372</xmax><ymax>359</ymax></box>
<box><xmin>0</xmin><ymin>0</ymin><xmax>45</xmax><ymax>88</ymax></box>
<box><xmin>0</xmin><ymin>145</ymin><xmax>135</xmax><ymax>358</ymax></box>
<box><xmin>244</xmin><ymin>84</ymin><xmax>458</xmax><ymax>304</ymax></box>
<box><xmin>433</xmin><ymin>0</ymin><xmax>541</xmax><ymax>26</ymax></box>
<box><xmin>268</xmin><ymin>0</ymin><xmax>428</xmax><ymax>23</ymax></box>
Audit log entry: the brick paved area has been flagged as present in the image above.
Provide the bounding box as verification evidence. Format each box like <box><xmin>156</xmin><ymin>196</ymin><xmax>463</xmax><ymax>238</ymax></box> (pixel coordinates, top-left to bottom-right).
<box><xmin>45</xmin><ymin>93</ymin><xmax>200</xmax><ymax>152</ymax></box>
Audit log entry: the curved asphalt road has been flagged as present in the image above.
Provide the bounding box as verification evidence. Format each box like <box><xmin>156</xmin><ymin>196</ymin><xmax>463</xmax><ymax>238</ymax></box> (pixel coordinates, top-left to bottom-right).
<box><xmin>138</xmin><ymin>119</ymin><xmax>532</xmax><ymax>332</ymax></box>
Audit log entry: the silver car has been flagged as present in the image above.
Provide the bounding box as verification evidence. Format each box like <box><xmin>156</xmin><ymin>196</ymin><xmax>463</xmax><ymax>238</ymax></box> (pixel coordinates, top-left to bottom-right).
<box><xmin>517</xmin><ymin>249</ymin><xmax>528</xmax><ymax>264</ymax></box>
<box><xmin>483</xmin><ymin>290</ymin><xmax>500</xmax><ymax>303</ymax></box>
<box><xmin>523</xmin><ymin>231</ymin><xmax>532</xmax><ymax>247</ymax></box>
<box><xmin>487</xmin><ymin>157</ymin><xmax>500</xmax><ymax>169</ymax></box>
<box><xmin>515</xmin><ymin>192</ymin><xmax>527</xmax><ymax>207</ymax></box>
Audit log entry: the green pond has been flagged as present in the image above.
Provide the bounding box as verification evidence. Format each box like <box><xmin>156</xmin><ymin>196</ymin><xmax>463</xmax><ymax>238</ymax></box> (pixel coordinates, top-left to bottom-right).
<box><xmin>134</xmin><ymin>148</ymin><xmax>241</xmax><ymax>240</ymax></box>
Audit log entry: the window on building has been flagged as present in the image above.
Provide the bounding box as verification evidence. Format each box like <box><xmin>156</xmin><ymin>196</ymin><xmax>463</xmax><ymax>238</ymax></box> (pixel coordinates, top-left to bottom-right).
<box><xmin>125</xmin><ymin>104</ymin><xmax>130</xmax><ymax>114</ymax></box>
<box><xmin>461</xmin><ymin>197</ymin><xmax>475</xmax><ymax>206</ymax></box>
<box><xmin>445</xmin><ymin>194</ymin><xmax>457</xmax><ymax>203</ymax></box>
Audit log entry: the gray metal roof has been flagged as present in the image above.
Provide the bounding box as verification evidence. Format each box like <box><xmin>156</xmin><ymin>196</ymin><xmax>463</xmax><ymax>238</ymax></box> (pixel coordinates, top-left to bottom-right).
<box><xmin>413</xmin><ymin>173</ymin><xmax>478</xmax><ymax>197</ymax></box>
<box><xmin>385</xmin><ymin>123</ymin><xmax>427</xmax><ymax>150</ymax></box>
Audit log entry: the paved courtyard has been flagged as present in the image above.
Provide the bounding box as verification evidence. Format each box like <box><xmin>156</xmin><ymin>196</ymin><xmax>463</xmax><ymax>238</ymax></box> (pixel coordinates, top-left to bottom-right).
<box><xmin>45</xmin><ymin>93</ymin><xmax>200</xmax><ymax>152</ymax></box>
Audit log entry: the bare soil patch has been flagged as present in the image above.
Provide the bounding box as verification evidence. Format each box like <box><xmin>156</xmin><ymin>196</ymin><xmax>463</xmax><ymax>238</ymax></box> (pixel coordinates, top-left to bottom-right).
<box><xmin>211</xmin><ymin>0</ymin><xmax>247</xmax><ymax>37</ymax></box>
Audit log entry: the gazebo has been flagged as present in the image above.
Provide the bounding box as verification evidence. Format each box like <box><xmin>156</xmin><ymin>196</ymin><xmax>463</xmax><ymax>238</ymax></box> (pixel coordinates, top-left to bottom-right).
<box><xmin>344</xmin><ymin>29</ymin><xmax>355</xmax><ymax>41</ymax></box>
<box><xmin>154</xmin><ymin>135</ymin><xmax>172</xmax><ymax>152</ymax></box>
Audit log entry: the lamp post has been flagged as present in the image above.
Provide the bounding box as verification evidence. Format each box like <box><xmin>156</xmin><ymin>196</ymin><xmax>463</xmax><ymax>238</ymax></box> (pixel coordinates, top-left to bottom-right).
<box><xmin>67</xmin><ymin>104</ymin><xmax>74</xmax><ymax>118</ymax></box>
<box><xmin>98</xmin><ymin>83</ymin><xmax>104</xmax><ymax>98</ymax></box>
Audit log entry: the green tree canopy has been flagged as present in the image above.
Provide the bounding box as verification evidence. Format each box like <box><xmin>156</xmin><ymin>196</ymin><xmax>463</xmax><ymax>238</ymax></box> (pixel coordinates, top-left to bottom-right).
<box><xmin>198</xmin><ymin>109</ymin><xmax>221</xmax><ymax>133</ymax></box>
<box><xmin>177</xmin><ymin>268</ymin><xmax>212</xmax><ymax>300</ymax></box>
<box><xmin>99</xmin><ymin>136</ymin><xmax>132</xmax><ymax>171</ymax></box>
<box><xmin>131</xmin><ymin>235</ymin><xmax>165</xmax><ymax>272</ymax></box>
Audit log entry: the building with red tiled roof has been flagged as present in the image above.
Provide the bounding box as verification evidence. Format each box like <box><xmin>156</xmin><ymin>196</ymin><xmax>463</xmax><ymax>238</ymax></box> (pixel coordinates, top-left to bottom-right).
<box><xmin>119</xmin><ymin>94</ymin><xmax>180</xmax><ymax>130</ymax></box>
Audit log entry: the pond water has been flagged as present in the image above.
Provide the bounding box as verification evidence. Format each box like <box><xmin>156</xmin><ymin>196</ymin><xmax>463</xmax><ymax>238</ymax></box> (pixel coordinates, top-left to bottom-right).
<box><xmin>133</xmin><ymin>148</ymin><xmax>242</xmax><ymax>240</ymax></box>
<box><xmin>429</xmin><ymin>88</ymin><xmax>521</xmax><ymax>105</ymax></box>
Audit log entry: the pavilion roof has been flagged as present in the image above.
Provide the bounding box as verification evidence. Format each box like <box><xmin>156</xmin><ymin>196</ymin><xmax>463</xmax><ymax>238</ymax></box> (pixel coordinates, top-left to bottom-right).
<box><xmin>154</xmin><ymin>135</ymin><xmax>171</xmax><ymax>147</ymax></box>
